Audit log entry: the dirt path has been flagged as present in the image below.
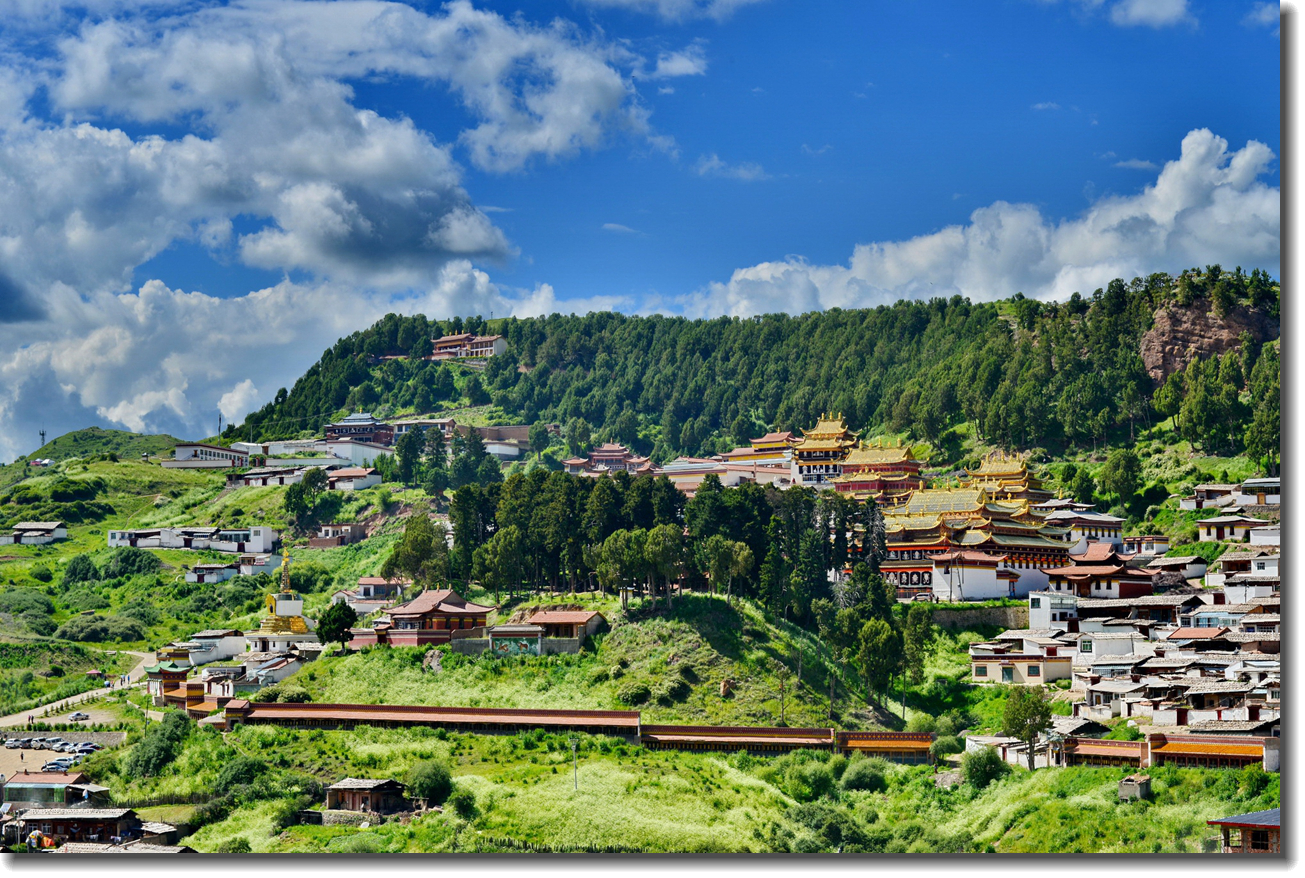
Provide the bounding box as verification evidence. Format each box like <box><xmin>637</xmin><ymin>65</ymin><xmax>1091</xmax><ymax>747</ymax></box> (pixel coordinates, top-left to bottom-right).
<box><xmin>0</xmin><ymin>650</ymin><xmax>152</xmax><ymax>728</ymax></box>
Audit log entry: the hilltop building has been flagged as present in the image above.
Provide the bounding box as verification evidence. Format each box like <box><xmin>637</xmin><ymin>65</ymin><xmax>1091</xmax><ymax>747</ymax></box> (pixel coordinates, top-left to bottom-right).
<box><xmin>430</xmin><ymin>332</ymin><xmax>506</xmax><ymax>360</ymax></box>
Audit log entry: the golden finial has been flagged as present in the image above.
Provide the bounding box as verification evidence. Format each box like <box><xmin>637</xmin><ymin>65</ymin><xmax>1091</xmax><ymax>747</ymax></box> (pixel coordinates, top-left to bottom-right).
<box><xmin>280</xmin><ymin>547</ymin><xmax>292</xmax><ymax>594</ymax></box>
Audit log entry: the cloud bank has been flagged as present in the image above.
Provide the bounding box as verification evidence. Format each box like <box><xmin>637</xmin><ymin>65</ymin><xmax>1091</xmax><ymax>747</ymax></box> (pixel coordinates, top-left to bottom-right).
<box><xmin>685</xmin><ymin>129</ymin><xmax>1279</xmax><ymax>317</ymax></box>
<box><xmin>0</xmin><ymin>0</ymin><xmax>696</xmax><ymax>459</ymax></box>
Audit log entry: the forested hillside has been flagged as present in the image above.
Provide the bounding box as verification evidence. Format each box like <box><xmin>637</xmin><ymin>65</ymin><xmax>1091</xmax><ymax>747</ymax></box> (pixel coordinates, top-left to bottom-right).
<box><xmin>231</xmin><ymin>266</ymin><xmax>1278</xmax><ymax>468</ymax></box>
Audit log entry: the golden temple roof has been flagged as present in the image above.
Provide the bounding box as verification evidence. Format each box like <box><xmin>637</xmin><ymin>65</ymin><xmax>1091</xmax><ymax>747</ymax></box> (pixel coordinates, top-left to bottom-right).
<box><xmin>842</xmin><ymin>442</ymin><xmax>916</xmax><ymax>466</ymax></box>
<box><xmin>800</xmin><ymin>412</ymin><xmax>858</xmax><ymax>441</ymax></box>
<box><xmin>966</xmin><ymin>449</ymin><xmax>1030</xmax><ymax>477</ymax></box>
<box><xmin>793</xmin><ymin>436</ymin><xmax>856</xmax><ymax>451</ymax></box>
<box><xmin>890</xmin><ymin>487</ymin><xmax>986</xmax><ymax>517</ymax></box>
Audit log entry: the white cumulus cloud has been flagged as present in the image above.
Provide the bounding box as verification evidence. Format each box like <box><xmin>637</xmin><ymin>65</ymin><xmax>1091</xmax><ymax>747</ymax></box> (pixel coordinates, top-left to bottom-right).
<box><xmin>1108</xmin><ymin>0</ymin><xmax>1194</xmax><ymax>27</ymax></box>
<box><xmin>694</xmin><ymin>153</ymin><xmax>770</xmax><ymax>181</ymax></box>
<box><xmin>575</xmin><ymin>0</ymin><xmax>768</xmax><ymax>22</ymax></box>
<box><xmin>684</xmin><ymin>129</ymin><xmax>1278</xmax><ymax>317</ymax></box>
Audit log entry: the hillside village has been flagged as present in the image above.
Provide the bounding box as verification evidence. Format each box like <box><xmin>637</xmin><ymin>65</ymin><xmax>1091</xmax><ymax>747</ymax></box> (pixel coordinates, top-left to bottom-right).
<box><xmin>0</xmin><ymin>293</ymin><xmax>1283</xmax><ymax>854</ymax></box>
<box><xmin>0</xmin><ymin>399</ymin><xmax>1282</xmax><ymax>852</ymax></box>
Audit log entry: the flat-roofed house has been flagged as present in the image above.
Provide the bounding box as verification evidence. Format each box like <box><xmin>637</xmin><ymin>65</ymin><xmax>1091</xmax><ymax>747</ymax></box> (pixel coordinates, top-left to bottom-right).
<box><xmin>969</xmin><ymin>639</ymin><xmax>1072</xmax><ymax>685</ymax></box>
<box><xmin>17</xmin><ymin>807</ymin><xmax>145</xmax><ymax>846</ymax></box>
<box><xmin>929</xmin><ymin>550</ymin><xmax>1023</xmax><ymax>601</ymax></box>
<box><xmin>310</xmin><ymin>523</ymin><xmax>368</xmax><ymax>548</ymax></box>
<box><xmin>327</xmin><ymin>467</ymin><xmax>381</xmax><ymax>491</ymax></box>
<box><xmin>1197</xmin><ymin>514</ymin><xmax>1270</xmax><ymax>543</ymax></box>
<box><xmin>1121</xmin><ymin>534</ymin><xmax>1171</xmax><ymax>556</ymax></box>
<box><xmin>1249</xmin><ymin>524</ymin><xmax>1279</xmax><ymax>547</ymax></box>
<box><xmin>325</xmin><ymin>439</ymin><xmax>395</xmax><ymax>467</ymax></box>
<box><xmin>2</xmin><ymin>771</ymin><xmax>90</xmax><ymax>808</ymax></box>
<box><xmin>173</xmin><ymin>442</ymin><xmax>250</xmax><ymax>467</ymax></box>
<box><xmin>0</xmin><ymin>521</ymin><xmax>67</xmax><ymax>546</ymax></box>
<box><xmin>1180</xmin><ymin>483</ymin><xmax>1239</xmax><ymax>511</ymax></box>
<box><xmin>1233</xmin><ymin>477</ymin><xmax>1280</xmax><ymax>507</ymax></box>
<box><xmin>1147</xmin><ymin>555</ymin><xmax>1207</xmax><ymax>582</ymax></box>
<box><xmin>185</xmin><ymin>562</ymin><xmax>238</xmax><ymax>584</ymax></box>
<box><xmin>326</xmin><ymin>778</ymin><xmax>409</xmax><ymax>814</ymax></box>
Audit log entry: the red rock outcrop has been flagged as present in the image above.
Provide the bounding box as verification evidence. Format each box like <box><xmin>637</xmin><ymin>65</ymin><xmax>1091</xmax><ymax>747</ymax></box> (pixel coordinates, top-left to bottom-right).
<box><xmin>1139</xmin><ymin>301</ymin><xmax>1278</xmax><ymax>387</ymax></box>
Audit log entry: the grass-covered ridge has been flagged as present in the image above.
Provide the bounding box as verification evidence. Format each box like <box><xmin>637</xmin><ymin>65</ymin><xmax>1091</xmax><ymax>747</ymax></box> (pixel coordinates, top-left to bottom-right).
<box><xmin>86</xmin><ymin>712</ymin><xmax>1279</xmax><ymax>854</ymax></box>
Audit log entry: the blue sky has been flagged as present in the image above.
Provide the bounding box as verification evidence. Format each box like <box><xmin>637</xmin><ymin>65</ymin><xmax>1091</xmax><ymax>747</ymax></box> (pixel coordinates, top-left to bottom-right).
<box><xmin>0</xmin><ymin>0</ymin><xmax>1282</xmax><ymax>458</ymax></box>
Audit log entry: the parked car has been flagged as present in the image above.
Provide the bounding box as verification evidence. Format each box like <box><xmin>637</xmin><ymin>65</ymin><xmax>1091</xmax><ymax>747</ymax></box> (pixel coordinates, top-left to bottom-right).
<box><xmin>77</xmin><ymin>742</ymin><xmax>102</xmax><ymax>752</ymax></box>
<box><xmin>30</xmin><ymin>738</ymin><xmax>50</xmax><ymax>749</ymax></box>
<box><xmin>3</xmin><ymin>740</ymin><xmax>20</xmax><ymax>749</ymax></box>
<box><xmin>41</xmin><ymin>762</ymin><xmax>68</xmax><ymax>772</ymax></box>
<box><xmin>43</xmin><ymin>737</ymin><xmax>66</xmax><ymax>749</ymax></box>
<box><xmin>68</xmin><ymin>712</ymin><xmax>90</xmax><ymax>722</ymax></box>
<box><xmin>16</xmin><ymin>737</ymin><xmax>34</xmax><ymax>748</ymax></box>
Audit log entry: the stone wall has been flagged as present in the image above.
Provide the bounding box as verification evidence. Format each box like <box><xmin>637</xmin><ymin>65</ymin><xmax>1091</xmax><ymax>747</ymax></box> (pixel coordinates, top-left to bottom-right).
<box><xmin>449</xmin><ymin>639</ymin><xmax>489</xmax><ymax>656</ymax></box>
<box><xmin>930</xmin><ymin>605</ymin><xmax>1027</xmax><ymax>630</ymax></box>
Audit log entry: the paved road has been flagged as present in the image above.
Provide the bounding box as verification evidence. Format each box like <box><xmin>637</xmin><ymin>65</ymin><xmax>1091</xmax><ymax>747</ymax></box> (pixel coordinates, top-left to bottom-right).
<box><xmin>0</xmin><ymin>650</ymin><xmax>152</xmax><ymax>728</ymax></box>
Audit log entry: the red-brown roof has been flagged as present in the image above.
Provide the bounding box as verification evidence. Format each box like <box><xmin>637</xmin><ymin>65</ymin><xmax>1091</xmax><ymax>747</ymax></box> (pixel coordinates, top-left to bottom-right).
<box><xmin>233</xmin><ymin>702</ymin><xmax>641</xmax><ymax>730</ymax></box>
<box><xmin>526</xmin><ymin>610</ymin><xmax>605</xmax><ymax>625</ymax></box>
<box><xmin>387</xmin><ymin>588</ymin><xmax>495</xmax><ymax>617</ymax></box>
<box><xmin>358</xmin><ymin>576</ymin><xmax>409</xmax><ymax>586</ymax></box>
<box><xmin>1166</xmin><ymin>627</ymin><xmax>1230</xmax><ymax>640</ymax></box>
<box><xmin>329</xmin><ymin>467</ymin><xmax>375</xmax><ymax>478</ymax></box>
<box><xmin>1072</xmin><ymin>543</ymin><xmax>1136</xmax><ymax>564</ymax></box>
<box><xmin>2</xmin><ymin>771</ymin><xmax>89</xmax><ymax>785</ymax></box>
<box><xmin>1044</xmin><ymin>564</ymin><xmax>1155</xmax><ymax>579</ymax></box>
<box><xmin>929</xmin><ymin>550</ymin><xmax>1009</xmax><ymax>565</ymax></box>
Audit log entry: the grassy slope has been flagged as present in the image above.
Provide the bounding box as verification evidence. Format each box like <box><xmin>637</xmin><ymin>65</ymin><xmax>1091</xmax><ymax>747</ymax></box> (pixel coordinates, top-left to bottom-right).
<box><xmin>298</xmin><ymin>593</ymin><xmax>864</xmax><ymax>729</ymax></box>
<box><xmin>93</xmin><ymin>718</ymin><xmax>1278</xmax><ymax>854</ymax></box>
<box><xmin>0</xmin><ymin>427</ymin><xmax>179</xmax><ymax>490</ymax></box>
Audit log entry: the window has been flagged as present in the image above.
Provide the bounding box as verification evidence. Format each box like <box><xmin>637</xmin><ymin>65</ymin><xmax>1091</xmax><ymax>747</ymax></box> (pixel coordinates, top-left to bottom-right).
<box><xmin>1030</xmin><ymin>598</ymin><xmax>1041</xmax><ymax>609</ymax></box>
<box><xmin>974</xmin><ymin>665</ymin><xmax>988</xmax><ymax>676</ymax></box>
<box><xmin>1028</xmin><ymin>665</ymin><xmax>1041</xmax><ymax>677</ymax></box>
<box><xmin>1001</xmin><ymin>667</ymin><xmax>1014</xmax><ymax>683</ymax></box>
<box><xmin>1081</xmin><ymin>640</ymin><xmax>1093</xmax><ymax>653</ymax></box>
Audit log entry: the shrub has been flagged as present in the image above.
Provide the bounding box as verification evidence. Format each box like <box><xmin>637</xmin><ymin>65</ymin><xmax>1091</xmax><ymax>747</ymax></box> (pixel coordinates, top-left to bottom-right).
<box><xmin>102</xmin><ymin>547</ymin><xmax>161</xmax><ymax>579</ymax></box>
<box><xmin>215</xmin><ymin>836</ymin><xmax>252</xmax><ymax>853</ymax></box>
<box><xmin>840</xmin><ymin>759</ymin><xmax>886</xmax><ymax>793</ymax></box>
<box><xmin>408</xmin><ymin>759</ymin><xmax>454</xmax><ymax>805</ymax></box>
<box><xmin>961</xmin><ymin>746</ymin><xmax>1008</xmax><ymax>790</ymax></box>
<box><xmin>214</xmin><ymin>756</ymin><xmax>269</xmax><ymax>796</ymax></box>
<box><xmin>616</xmin><ymin>682</ymin><xmax>651</xmax><ymax>706</ymax></box>
<box><xmin>905</xmin><ymin>714</ymin><xmax>936</xmax><ymax>734</ymax></box>
<box><xmin>930</xmin><ymin>735</ymin><xmax>964</xmax><ymax>759</ymax></box>
<box><xmin>653</xmin><ymin>677</ymin><xmax>689</xmax><ymax>705</ymax></box>
<box><xmin>447</xmin><ymin>787</ymin><xmax>478</xmax><ymax>820</ymax></box>
<box><xmin>29</xmin><ymin>566</ymin><xmax>53</xmax><ymax>583</ymax></box>
<box><xmin>785</xmin><ymin>760</ymin><xmax>836</xmax><ymax>802</ymax></box>
<box><xmin>0</xmin><ymin>589</ymin><xmax>54</xmax><ymax>617</ymax></box>
<box><xmin>62</xmin><ymin>555</ymin><xmax>99</xmax><ymax>585</ymax></box>
<box><xmin>54</xmin><ymin>614</ymin><xmax>145</xmax><ymax>643</ymax></box>
<box><xmin>123</xmin><ymin>711</ymin><xmax>191</xmax><ymax>777</ymax></box>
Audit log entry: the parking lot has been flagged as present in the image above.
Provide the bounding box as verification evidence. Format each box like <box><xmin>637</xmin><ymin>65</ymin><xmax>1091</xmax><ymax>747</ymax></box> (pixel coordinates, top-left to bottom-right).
<box><xmin>0</xmin><ymin>729</ymin><xmax>127</xmax><ymax>778</ymax></box>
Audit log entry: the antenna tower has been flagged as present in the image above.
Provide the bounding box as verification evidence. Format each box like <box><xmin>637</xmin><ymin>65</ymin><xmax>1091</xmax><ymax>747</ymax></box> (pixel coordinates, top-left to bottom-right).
<box><xmin>39</xmin><ymin>429</ymin><xmax>46</xmax><ymax>447</ymax></box>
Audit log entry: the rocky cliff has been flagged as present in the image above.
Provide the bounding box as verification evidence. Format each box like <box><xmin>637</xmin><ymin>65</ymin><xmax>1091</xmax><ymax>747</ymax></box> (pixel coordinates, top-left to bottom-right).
<box><xmin>1139</xmin><ymin>301</ymin><xmax>1279</xmax><ymax>386</ymax></box>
